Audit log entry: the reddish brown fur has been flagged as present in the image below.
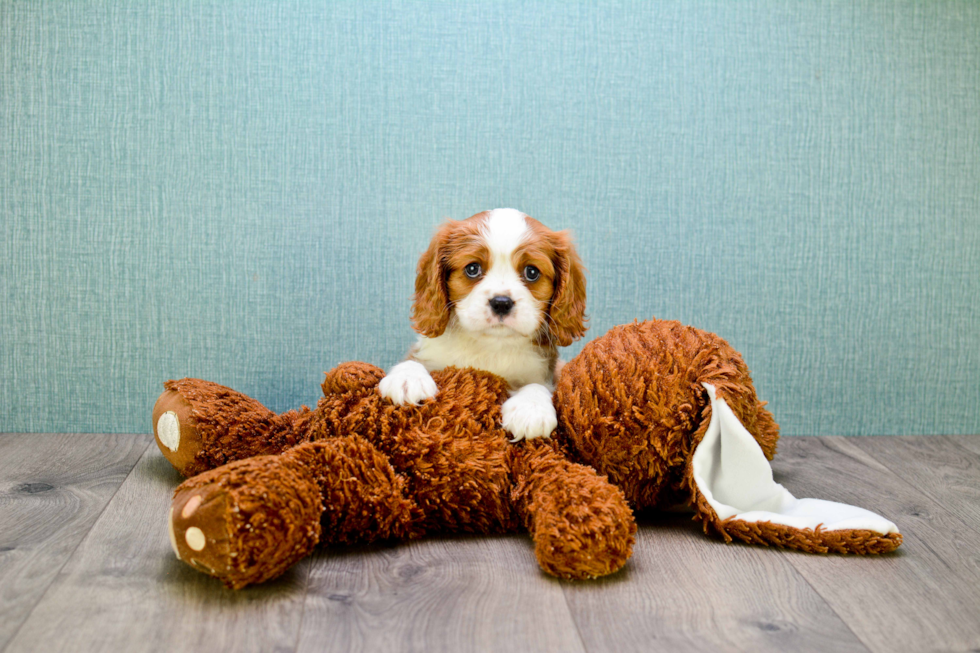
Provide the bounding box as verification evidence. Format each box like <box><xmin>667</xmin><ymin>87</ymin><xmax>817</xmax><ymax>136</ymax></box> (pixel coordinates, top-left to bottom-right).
<box><xmin>444</xmin><ymin>242</ymin><xmax>491</xmax><ymax>307</ymax></box>
<box><xmin>411</xmin><ymin>215</ymin><xmax>485</xmax><ymax>337</ymax></box>
<box><xmin>410</xmin><ymin>211</ymin><xmax>587</xmax><ymax>349</ymax></box>
<box><xmin>155</xmin><ymin>319</ymin><xmax>899</xmax><ymax>589</ymax></box>
<box><xmin>523</xmin><ymin>217</ymin><xmax>587</xmax><ymax>347</ymax></box>
<box><xmin>160</xmin><ymin>362</ymin><xmax>636</xmax><ymax>587</ymax></box>
<box><xmin>555</xmin><ymin>320</ymin><xmax>779</xmax><ymax>510</ymax></box>
<box><xmin>510</xmin><ymin>439</ymin><xmax>636</xmax><ymax>578</ymax></box>
<box><xmin>171</xmin><ymin>435</ymin><xmax>412</xmax><ymax>588</ymax></box>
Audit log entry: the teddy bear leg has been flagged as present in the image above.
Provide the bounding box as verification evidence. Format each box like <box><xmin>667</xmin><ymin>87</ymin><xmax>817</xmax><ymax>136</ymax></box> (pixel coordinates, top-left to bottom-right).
<box><xmin>168</xmin><ymin>450</ymin><xmax>322</xmax><ymax>589</ymax></box>
<box><xmin>509</xmin><ymin>440</ymin><xmax>636</xmax><ymax>579</ymax></box>
<box><xmin>168</xmin><ymin>436</ymin><xmax>418</xmax><ymax>589</ymax></box>
<box><xmin>153</xmin><ymin>378</ymin><xmax>311</xmax><ymax>477</ymax></box>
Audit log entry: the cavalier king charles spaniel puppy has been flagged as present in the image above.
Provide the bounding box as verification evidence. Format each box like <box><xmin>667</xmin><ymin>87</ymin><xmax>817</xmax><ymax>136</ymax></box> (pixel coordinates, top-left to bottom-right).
<box><xmin>378</xmin><ymin>208</ymin><xmax>587</xmax><ymax>441</ymax></box>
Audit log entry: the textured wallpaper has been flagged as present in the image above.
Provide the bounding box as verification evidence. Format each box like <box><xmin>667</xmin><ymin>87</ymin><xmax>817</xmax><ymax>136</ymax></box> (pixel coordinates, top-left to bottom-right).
<box><xmin>1</xmin><ymin>1</ymin><xmax>978</xmax><ymax>435</ymax></box>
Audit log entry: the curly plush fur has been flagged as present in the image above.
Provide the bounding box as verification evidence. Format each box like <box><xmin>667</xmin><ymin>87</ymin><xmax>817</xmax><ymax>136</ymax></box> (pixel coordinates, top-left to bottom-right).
<box><xmin>155</xmin><ymin>320</ymin><xmax>900</xmax><ymax>589</ymax></box>
<box><xmin>161</xmin><ymin>362</ymin><xmax>636</xmax><ymax>588</ymax></box>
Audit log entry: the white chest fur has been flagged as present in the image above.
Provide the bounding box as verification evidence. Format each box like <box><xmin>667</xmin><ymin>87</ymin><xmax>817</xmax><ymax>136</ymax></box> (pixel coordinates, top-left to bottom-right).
<box><xmin>411</xmin><ymin>328</ymin><xmax>554</xmax><ymax>389</ymax></box>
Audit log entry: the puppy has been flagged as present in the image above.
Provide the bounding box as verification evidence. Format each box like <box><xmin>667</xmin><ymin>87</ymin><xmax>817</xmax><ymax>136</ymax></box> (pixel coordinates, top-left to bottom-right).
<box><xmin>378</xmin><ymin>208</ymin><xmax>587</xmax><ymax>441</ymax></box>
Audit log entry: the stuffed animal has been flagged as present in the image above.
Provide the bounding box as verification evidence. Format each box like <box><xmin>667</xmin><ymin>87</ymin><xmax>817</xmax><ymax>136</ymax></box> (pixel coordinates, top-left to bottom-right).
<box><xmin>154</xmin><ymin>320</ymin><xmax>902</xmax><ymax>589</ymax></box>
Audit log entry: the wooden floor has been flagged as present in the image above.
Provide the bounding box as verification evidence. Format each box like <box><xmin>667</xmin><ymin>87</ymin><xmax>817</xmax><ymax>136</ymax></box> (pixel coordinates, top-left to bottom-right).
<box><xmin>1</xmin><ymin>434</ymin><xmax>979</xmax><ymax>652</ymax></box>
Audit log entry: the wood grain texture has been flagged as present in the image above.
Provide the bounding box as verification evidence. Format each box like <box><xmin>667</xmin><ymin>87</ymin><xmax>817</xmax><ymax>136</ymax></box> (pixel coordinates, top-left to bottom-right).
<box><xmin>560</xmin><ymin>510</ymin><xmax>869</xmax><ymax>653</ymax></box>
<box><xmin>0</xmin><ymin>433</ymin><xmax>148</xmax><ymax>650</ymax></box>
<box><xmin>848</xmin><ymin>435</ymin><xmax>980</xmax><ymax>535</ymax></box>
<box><xmin>297</xmin><ymin>535</ymin><xmax>586</xmax><ymax>653</ymax></box>
<box><xmin>4</xmin><ymin>445</ymin><xmax>312</xmax><ymax>653</ymax></box>
<box><xmin>5</xmin><ymin>434</ymin><xmax>980</xmax><ymax>653</ymax></box>
<box><xmin>948</xmin><ymin>434</ymin><xmax>980</xmax><ymax>458</ymax></box>
<box><xmin>772</xmin><ymin>436</ymin><xmax>980</xmax><ymax>653</ymax></box>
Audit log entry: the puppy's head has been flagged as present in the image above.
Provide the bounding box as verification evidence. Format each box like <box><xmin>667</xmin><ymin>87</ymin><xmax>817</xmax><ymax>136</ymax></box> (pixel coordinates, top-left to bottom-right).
<box><xmin>412</xmin><ymin>209</ymin><xmax>587</xmax><ymax>347</ymax></box>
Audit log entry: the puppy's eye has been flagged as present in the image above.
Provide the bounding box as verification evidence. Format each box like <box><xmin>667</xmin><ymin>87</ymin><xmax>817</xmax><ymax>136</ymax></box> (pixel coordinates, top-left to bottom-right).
<box><xmin>464</xmin><ymin>262</ymin><xmax>482</xmax><ymax>279</ymax></box>
<box><xmin>523</xmin><ymin>265</ymin><xmax>540</xmax><ymax>282</ymax></box>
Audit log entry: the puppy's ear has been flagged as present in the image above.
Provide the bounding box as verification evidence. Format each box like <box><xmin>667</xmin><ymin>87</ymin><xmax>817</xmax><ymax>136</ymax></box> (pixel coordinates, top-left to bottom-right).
<box><xmin>547</xmin><ymin>230</ymin><xmax>587</xmax><ymax>347</ymax></box>
<box><xmin>411</xmin><ymin>222</ymin><xmax>453</xmax><ymax>337</ymax></box>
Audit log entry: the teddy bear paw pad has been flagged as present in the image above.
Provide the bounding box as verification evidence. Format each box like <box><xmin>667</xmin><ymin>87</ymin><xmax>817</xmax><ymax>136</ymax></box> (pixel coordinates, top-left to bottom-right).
<box><xmin>168</xmin><ymin>487</ymin><xmax>234</xmax><ymax>576</ymax></box>
<box><xmin>157</xmin><ymin>411</ymin><xmax>180</xmax><ymax>452</ymax></box>
<box><xmin>152</xmin><ymin>387</ymin><xmax>208</xmax><ymax>476</ymax></box>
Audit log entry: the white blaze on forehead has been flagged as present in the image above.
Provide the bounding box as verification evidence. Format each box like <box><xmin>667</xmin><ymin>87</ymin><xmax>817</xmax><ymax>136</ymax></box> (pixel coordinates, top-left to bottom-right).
<box><xmin>482</xmin><ymin>209</ymin><xmax>529</xmax><ymax>264</ymax></box>
<box><xmin>449</xmin><ymin>207</ymin><xmax>541</xmax><ymax>337</ymax></box>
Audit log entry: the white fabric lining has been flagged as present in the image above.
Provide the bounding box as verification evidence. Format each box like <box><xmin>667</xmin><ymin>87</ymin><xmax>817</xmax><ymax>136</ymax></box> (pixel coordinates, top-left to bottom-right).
<box><xmin>692</xmin><ymin>383</ymin><xmax>898</xmax><ymax>534</ymax></box>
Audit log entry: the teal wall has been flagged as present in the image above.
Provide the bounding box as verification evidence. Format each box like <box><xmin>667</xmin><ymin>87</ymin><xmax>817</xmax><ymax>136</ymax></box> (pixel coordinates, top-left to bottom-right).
<box><xmin>2</xmin><ymin>1</ymin><xmax>978</xmax><ymax>435</ymax></box>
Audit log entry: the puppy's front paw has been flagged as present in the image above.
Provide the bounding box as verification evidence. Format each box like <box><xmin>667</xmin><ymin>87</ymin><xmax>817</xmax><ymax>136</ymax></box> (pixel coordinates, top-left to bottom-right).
<box><xmin>378</xmin><ymin>360</ymin><xmax>438</xmax><ymax>405</ymax></box>
<box><xmin>502</xmin><ymin>384</ymin><xmax>557</xmax><ymax>442</ymax></box>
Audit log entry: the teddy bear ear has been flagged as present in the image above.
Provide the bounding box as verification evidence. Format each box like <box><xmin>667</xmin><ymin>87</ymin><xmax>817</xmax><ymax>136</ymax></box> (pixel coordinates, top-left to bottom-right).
<box><xmin>689</xmin><ymin>383</ymin><xmax>903</xmax><ymax>554</ymax></box>
<box><xmin>411</xmin><ymin>222</ymin><xmax>454</xmax><ymax>338</ymax></box>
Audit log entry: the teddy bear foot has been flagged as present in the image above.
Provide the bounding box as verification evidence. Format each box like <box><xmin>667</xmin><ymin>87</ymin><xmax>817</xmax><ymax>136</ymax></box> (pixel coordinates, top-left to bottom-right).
<box><xmin>153</xmin><ymin>377</ymin><xmax>312</xmax><ymax>477</ymax></box>
<box><xmin>168</xmin><ymin>456</ymin><xmax>324</xmax><ymax>589</ymax></box>
<box><xmin>168</xmin><ymin>481</ymin><xmax>237</xmax><ymax>579</ymax></box>
<box><xmin>153</xmin><ymin>386</ymin><xmax>205</xmax><ymax>477</ymax></box>
<box><xmin>168</xmin><ymin>437</ymin><xmax>419</xmax><ymax>589</ymax></box>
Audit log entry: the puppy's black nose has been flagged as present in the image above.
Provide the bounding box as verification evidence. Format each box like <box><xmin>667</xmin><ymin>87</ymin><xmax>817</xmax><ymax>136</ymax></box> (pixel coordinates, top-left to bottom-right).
<box><xmin>489</xmin><ymin>295</ymin><xmax>514</xmax><ymax>317</ymax></box>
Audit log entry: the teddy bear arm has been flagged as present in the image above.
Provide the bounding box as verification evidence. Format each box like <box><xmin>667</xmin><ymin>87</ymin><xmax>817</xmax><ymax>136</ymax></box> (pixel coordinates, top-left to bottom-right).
<box><xmin>509</xmin><ymin>440</ymin><xmax>636</xmax><ymax>579</ymax></box>
<box><xmin>154</xmin><ymin>378</ymin><xmax>313</xmax><ymax>477</ymax></box>
<box><xmin>320</xmin><ymin>361</ymin><xmax>386</xmax><ymax>396</ymax></box>
<box><xmin>168</xmin><ymin>436</ymin><xmax>419</xmax><ymax>589</ymax></box>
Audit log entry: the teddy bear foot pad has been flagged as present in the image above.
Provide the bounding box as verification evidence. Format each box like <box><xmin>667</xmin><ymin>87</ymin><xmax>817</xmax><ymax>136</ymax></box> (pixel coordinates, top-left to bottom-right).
<box><xmin>153</xmin><ymin>387</ymin><xmax>205</xmax><ymax>475</ymax></box>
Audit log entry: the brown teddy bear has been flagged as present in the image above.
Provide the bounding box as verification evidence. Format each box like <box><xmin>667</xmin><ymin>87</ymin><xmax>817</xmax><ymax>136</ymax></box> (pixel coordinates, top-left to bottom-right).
<box><xmin>154</xmin><ymin>320</ymin><xmax>902</xmax><ymax>589</ymax></box>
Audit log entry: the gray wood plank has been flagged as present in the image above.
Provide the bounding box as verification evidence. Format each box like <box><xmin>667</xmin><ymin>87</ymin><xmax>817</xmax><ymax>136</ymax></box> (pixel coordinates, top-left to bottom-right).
<box><xmin>948</xmin><ymin>433</ymin><xmax>980</xmax><ymax>458</ymax></box>
<box><xmin>848</xmin><ymin>435</ymin><xmax>980</xmax><ymax>535</ymax></box>
<box><xmin>0</xmin><ymin>433</ymin><xmax>148</xmax><ymax>651</ymax></box>
<box><xmin>5</xmin><ymin>445</ymin><xmax>311</xmax><ymax>653</ymax></box>
<box><xmin>773</xmin><ymin>436</ymin><xmax>980</xmax><ymax>653</ymax></box>
<box><xmin>559</xmin><ymin>509</ymin><xmax>869</xmax><ymax>653</ymax></box>
<box><xmin>298</xmin><ymin>534</ymin><xmax>587</xmax><ymax>653</ymax></box>
<box><xmin>6</xmin><ymin>434</ymin><xmax>978</xmax><ymax>652</ymax></box>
